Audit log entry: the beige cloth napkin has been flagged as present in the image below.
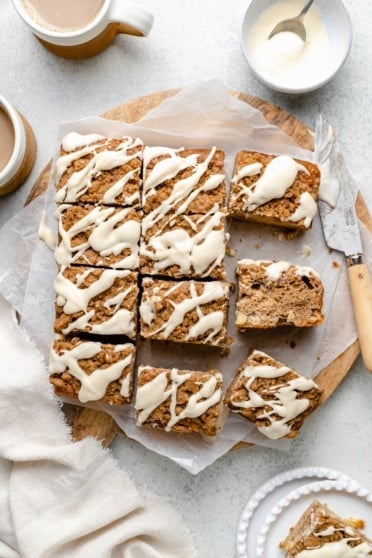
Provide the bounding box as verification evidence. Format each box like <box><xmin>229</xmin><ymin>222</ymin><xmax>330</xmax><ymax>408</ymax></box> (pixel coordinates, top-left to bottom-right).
<box><xmin>0</xmin><ymin>295</ymin><xmax>196</xmax><ymax>558</ymax></box>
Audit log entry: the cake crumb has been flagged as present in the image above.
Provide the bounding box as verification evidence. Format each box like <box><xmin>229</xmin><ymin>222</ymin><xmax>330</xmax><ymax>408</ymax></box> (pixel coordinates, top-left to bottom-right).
<box><xmin>300</xmin><ymin>244</ymin><xmax>312</xmax><ymax>259</ymax></box>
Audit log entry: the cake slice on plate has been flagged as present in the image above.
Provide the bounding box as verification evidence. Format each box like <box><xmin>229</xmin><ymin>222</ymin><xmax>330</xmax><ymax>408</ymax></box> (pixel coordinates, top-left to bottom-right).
<box><xmin>279</xmin><ymin>499</ymin><xmax>372</xmax><ymax>556</ymax></box>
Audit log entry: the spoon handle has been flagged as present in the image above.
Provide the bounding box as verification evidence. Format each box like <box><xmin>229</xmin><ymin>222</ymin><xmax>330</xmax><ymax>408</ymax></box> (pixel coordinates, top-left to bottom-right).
<box><xmin>298</xmin><ymin>0</ymin><xmax>315</xmax><ymax>21</ymax></box>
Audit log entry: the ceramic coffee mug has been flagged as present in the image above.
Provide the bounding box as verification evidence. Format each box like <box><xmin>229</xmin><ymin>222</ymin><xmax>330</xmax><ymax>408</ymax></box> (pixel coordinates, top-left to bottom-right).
<box><xmin>12</xmin><ymin>0</ymin><xmax>154</xmax><ymax>58</ymax></box>
<box><xmin>0</xmin><ymin>95</ymin><xmax>36</xmax><ymax>197</ymax></box>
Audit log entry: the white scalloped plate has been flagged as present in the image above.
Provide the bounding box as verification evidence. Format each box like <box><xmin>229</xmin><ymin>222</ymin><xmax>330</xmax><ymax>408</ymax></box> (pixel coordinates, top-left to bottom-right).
<box><xmin>256</xmin><ymin>478</ymin><xmax>372</xmax><ymax>558</ymax></box>
<box><xmin>236</xmin><ymin>467</ymin><xmax>358</xmax><ymax>558</ymax></box>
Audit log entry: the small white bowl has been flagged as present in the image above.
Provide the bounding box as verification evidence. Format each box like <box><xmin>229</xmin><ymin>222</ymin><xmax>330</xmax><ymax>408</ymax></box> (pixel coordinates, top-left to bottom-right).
<box><xmin>241</xmin><ymin>0</ymin><xmax>352</xmax><ymax>94</ymax></box>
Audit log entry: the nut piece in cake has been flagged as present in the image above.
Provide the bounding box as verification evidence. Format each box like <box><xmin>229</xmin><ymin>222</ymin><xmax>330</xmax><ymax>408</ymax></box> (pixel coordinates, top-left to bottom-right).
<box><xmin>55</xmin><ymin>204</ymin><xmax>141</xmax><ymax>270</ymax></box>
<box><xmin>140</xmin><ymin>210</ymin><xmax>228</xmax><ymax>280</ymax></box>
<box><xmin>235</xmin><ymin>259</ymin><xmax>324</xmax><ymax>329</ymax></box>
<box><xmin>135</xmin><ymin>365</ymin><xmax>223</xmax><ymax>435</ymax></box>
<box><xmin>279</xmin><ymin>499</ymin><xmax>372</xmax><ymax>557</ymax></box>
<box><xmin>224</xmin><ymin>350</ymin><xmax>323</xmax><ymax>439</ymax></box>
<box><xmin>142</xmin><ymin>146</ymin><xmax>226</xmax><ymax>215</ymax></box>
<box><xmin>54</xmin><ymin>266</ymin><xmax>138</xmax><ymax>339</ymax></box>
<box><xmin>139</xmin><ymin>277</ymin><xmax>230</xmax><ymax>347</ymax></box>
<box><xmin>49</xmin><ymin>336</ymin><xmax>136</xmax><ymax>405</ymax></box>
<box><xmin>228</xmin><ymin>151</ymin><xmax>320</xmax><ymax>230</ymax></box>
<box><xmin>55</xmin><ymin>133</ymin><xmax>143</xmax><ymax>207</ymax></box>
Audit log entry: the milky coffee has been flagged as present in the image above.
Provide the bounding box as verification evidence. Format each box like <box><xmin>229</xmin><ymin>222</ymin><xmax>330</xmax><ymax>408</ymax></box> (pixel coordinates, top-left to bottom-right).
<box><xmin>0</xmin><ymin>108</ymin><xmax>15</xmax><ymax>172</ymax></box>
<box><xmin>22</xmin><ymin>0</ymin><xmax>105</xmax><ymax>32</ymax></box>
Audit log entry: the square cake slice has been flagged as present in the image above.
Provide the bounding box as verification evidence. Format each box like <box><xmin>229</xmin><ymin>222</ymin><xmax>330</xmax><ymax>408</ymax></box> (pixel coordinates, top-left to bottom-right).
<box><xmin>279</xmin><ymin>500</ymin><xmax>372</xmax><ymax>557</ymax></box>
<box><xmin>235</xmin><ymin>259</ymin><xmax>324</xmax><ymax>329</ymax></box>
<box><xmin>228</xmin><ymin>151</ymin><xmax>320</xmax><ymax>230</ymax></box>
<box><xmin>142</xmin><ymin>146</ymin><xmax>226</xmax><ymax>215</ymax></box>
<box><xmin>224</xmin><ymin>350</ymin><xmax>323</xmax><ymax>440</ymax></box>
<box><xmin>139</xmin><ymin>278</ymin><xmax>230</xmax><ymax>347</ymax></box>
<box><xmin>55</xmin><ymin>133</ymin><xmax>143</xmax><ymax>207</ymax></box>
<box><xmin>140</xmin><ymin>210</ymin><xmax>228</xmax><ymax>280</ymax></box>
<box><xmin>49</xmin><ymin>336</ymin><xmax>136</xmax><ymax>405</ymax></box>
<box><xmin>135</xmin><ymin>365</ymin><xmax>223</xmax><ymax>435</ymax></box>
<box><xmin>54</xmin><ymin>266</ymin><xmax>138</xmax><ymax>338</ymax></box>
<box><xmin>55</xmin><ymin>204</ymin><xmax>141</xmax><ymax>270</ymax></box>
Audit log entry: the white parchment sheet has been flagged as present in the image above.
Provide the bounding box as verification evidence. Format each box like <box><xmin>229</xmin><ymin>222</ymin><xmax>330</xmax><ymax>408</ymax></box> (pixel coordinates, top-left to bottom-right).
<box><xmin>0</xmin><ymin>80</ymin><xmax>370</xmax><ymax>474</ymax></box>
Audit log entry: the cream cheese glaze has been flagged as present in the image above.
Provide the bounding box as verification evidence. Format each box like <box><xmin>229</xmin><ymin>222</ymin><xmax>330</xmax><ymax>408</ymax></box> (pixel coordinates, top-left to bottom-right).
<box><xmin>297</xmin><ymin>540</ymin><xmax>372</xmax><ymax>557</ymax></box>
<box><xmin>55</xmin><ymin>267</ymin><xmax>137</xmax><ymax>337</ymax></box>
<box><xmin>142</xmin><ymin>145</ymin><xmax>225</xmax><ymax>216</ymax></box>
<box><xmin>140</xmin><ymin>209</ymin><xmax>228</xmax><ymax>277</ymax></box>
<box><xmin>38</xmin><ymin>210</ymin><xmax>56</xmax><ymax>250</ymax></box>
<box><xmin>238</xmin><ymin>259</ymin><xmax>320</xmax><ymax>281</ymax></box>
<box><xmin>50</xmin><ymin>341</ymin><xmax>133</xmax><ymax>403</ymax></box>
<box><xmin>231</xmin><ymin>155</ymin><xmax>309</xmax><ymax>212</ymax></box>
<box><xmin>55</xmin><ymin>133</ymin><xmax>143</xmax><ymax>206</ymax></box>
<box><xmin>135</xmin><ymin>366</ymin><xmax>222</xmax><ymax>431</ymax></box>
<box><xmin>55</xmin><ymin>204</ymin><xmax>141</xmax><ymax>269</ymax></box>
<box><xmin>230</xmin><ymin>350</ymin><xmax>318</xmax><ymax>439</ymax></box>
<box><xmin>248</xmin><ymin>0</ymin><xmax>331</xmax><ymax>90</ymax></box>
<box><xmin>140</xmin><ymin>280</ymin><xmax>228</xmax><ymax>344</ymax></box>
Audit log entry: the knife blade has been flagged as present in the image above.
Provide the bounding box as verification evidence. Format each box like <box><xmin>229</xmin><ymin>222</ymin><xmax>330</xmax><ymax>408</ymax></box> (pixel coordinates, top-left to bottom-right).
<box><xmin>316</xmin><ymin>114</ymin><xmax>372</xmax><ymax>372</ymax></box>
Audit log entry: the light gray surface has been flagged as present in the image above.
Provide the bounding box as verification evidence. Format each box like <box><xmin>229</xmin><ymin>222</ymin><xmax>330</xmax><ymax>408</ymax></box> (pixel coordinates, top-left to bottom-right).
<box><xmin>0</xmin><ymin>1</ymin><xmax>371</xmax><ymax>557</ymax></box>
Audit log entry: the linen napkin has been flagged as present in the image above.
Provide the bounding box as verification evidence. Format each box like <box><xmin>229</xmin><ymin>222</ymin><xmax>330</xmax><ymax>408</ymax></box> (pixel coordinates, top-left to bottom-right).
<box><xmin>0</xmin><ymin>295</ymin><xmax>195</xmax><ymax>558</ymax></box>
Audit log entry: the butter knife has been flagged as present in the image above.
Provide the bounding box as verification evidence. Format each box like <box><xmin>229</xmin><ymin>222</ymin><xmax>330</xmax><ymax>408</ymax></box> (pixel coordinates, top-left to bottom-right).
<box><xmin>317</xmin><ymin>115</ymin><xmax>372</xmax><ymax>371</ymax></box>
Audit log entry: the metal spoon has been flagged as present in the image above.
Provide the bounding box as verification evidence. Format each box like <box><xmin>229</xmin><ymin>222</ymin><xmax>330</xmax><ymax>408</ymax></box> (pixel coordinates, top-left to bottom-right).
<box><xmin>268</xmin><ymin>0</ymin><xmax>315</xmax><ymax>41</ymax></box>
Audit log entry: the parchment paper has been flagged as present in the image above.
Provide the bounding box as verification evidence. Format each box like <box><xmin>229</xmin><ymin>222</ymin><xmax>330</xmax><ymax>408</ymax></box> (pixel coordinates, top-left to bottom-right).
<box><xmin>0</xmin><ymin>80</ymin><xmax>370</xmax><ymax>474</ymax></box>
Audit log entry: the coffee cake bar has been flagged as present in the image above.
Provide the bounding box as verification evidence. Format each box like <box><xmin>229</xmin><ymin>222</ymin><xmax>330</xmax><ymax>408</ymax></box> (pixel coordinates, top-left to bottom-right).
<box><xmin>228</xmin><ymin>151</ymin><xmax>320</xmax><ymax>230</ymax></box>
<box><xmin>224</xmin><ymin>350</ymin><xmax>323</xmax><ymax>439</ymax></box>
<box><xmin>142</xmin><ymin>146</ymin><xmax>226</xmax><ymax>215</ymax></box>
<box><xmin>135</xmin><ymin>365</ymin><xmax>223</xmax><ymax>435</ymax></box>
<box><xmin>54</xmin><ymin>265</ymin><xmax>138</xmax><ymax>338</ymax></box>
<box><xmin>55</xmin><ymin>204</ymin><xmax>141</xmax><ymax>270</ymax></box>
<box><xmin>140</xmin><ymin>210</ymin><xmax>228</xmax><ymax>279</ymax></box>
<box><xmin>279</xmin><ymin>500</ymin><xmax>372</xmax><ymax>556</ymax></box>
<box><xmin>55</xmin><ymin>133</ymin><xmax>143</xmax><ymax>207</ymax></box>
<box><xmin>235</xmin><ymin>259</ymin><xmax>324</xmax><ymax>329</ymax></box>
<box><xmin>139</xmin><ymin>277</ymin><xmax>230</xmax><ymax>347</ymax></box>
<box><xmin>50</xmin><ymin>336</ymin><xmax>136</xmax><ymax>405</ymax></box>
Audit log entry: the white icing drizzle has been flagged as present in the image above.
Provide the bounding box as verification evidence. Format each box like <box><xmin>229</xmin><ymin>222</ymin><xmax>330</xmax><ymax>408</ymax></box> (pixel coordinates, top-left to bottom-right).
<box><xmin>55</xmin><ymin>134</ymin><xmax>142</xmax><ymax>204</ymax></box>
<box><xmin>101</xmin><ymin>169</ymin><xmax>138</xmax><ymax>205</ymax></box>
<box><xmin>230</xmin><ymin>350</ymin><xmax>318</xmax><ymax>439</ymax></box>
<box><xmin>38</xmin><ymin>210</ymin><xmax>56</xmax><ymax>250</ymax></box>
<box><xmin>232</xmin><ymin>162</ymin><xmax>263</xmax><ymax>182</ymax></box>
<box><xmin>61</xmin><ymin>132</ymin><xmax>105</xmax><ymax>151</ymax></box>
<box><xmin>50</xmin><ymin>341</ymin><xmax>133</xmax><ymax>403</ymax></box>
<box><xmin>142</xmin><ymin>146</ymin><xmax>225</xmax><ymax>219</ymax></box>
<box><xmin>316</xmin><ymin>526</ymin><xmax>355</xmax><ymax>537</ymax></box>
<box><xmin>289</xmin><ymin>191</ymin><xmax>318</xmax><ymax>228</ymax></box>
<box><xmin>140</xmin><ymin>280</ymin><xmax>228</xmax><ymax>344</ymax></box>
<box><xmin>232</xmin><ymin>155</ymin><xmax>309</xmax><ymax>212</ymax></box>
<box><xmin>297</xmin><ymin>540</ymin><xmax>372</xmax><ymax>558</ymax></box>
<box><xmin>55</xmin><ymin>204</ymin><xmax>140</xmax><ymax>270</ymax></box>
<box><xmin>135</xmin><ymin>366</ymin><xmax>222</xmax><ymax>431</ymax></box>
<box><xmin>140</xmin><ymin>210</ymin><xmax>227</xmax><ymax>276</ymax></box>
<box><xmin>54</xmin><ymin>267</ymin><xmax>136</xmax><ymax>337</ymax></box>
<box><xmin>318</xmin><ymin>159</ymin><xmax>341</xmax><ymax>208</ymax></box>
<box><xmin>238</xmin><ymin>259</ymin><xmax>320</xmax><ymax>281</ymax></box>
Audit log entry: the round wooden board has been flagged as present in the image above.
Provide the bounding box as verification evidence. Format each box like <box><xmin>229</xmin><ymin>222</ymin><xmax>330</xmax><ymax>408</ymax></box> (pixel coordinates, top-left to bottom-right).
<box><xmin>30</xmin><ymin>89</ymin><xmax>369</xmax><ymax>449</ymax></box>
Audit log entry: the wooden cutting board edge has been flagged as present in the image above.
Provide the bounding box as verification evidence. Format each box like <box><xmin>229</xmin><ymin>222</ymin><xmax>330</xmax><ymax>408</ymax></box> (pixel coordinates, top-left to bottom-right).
<box><xmin>28</xmin><ymin>88</ymin><xmax>368</xmax><ymax>449</ymax></box>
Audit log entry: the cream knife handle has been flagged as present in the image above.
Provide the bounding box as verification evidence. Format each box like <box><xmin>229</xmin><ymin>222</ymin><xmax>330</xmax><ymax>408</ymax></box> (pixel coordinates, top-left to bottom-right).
<box><xmin>348</xmin><ymin>261</ymin><xmax>372</xmax><ymax>371</ymax></box>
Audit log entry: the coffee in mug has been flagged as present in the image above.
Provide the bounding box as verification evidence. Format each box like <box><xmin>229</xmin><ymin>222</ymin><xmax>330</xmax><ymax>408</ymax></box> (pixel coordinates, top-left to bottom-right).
<box><xmin>21</xmin><ymin>0</ymin><xmax>105</xmax><ymax>33</ymax></box>
<box><xmin>0</xmin><ymin>96</ymin><xmax>36</xmax><ymax>196</ymax></box>
<box><xmin>12</xmin><ymin>0</ymin><xmax>154</xmax><ymax>58</ymax></box>
<box><xmin>0</xmin><ymin>108</ymin><xmax>15</xmax><ymax>173</ymax></box>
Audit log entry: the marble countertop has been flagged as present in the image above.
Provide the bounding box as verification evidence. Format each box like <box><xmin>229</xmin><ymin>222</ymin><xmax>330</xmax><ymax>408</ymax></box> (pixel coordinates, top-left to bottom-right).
<box><xmin>1</xmin><ymin>1</ymin><xmax>371</xmax><ymax>556</ymax></box>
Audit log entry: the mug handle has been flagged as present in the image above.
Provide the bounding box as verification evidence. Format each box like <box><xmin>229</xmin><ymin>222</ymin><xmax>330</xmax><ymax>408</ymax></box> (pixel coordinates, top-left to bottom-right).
<box><xmin>105</xmin><ymin>0</ymin><xmax>154</xmax><ymax>37</ymax></box>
